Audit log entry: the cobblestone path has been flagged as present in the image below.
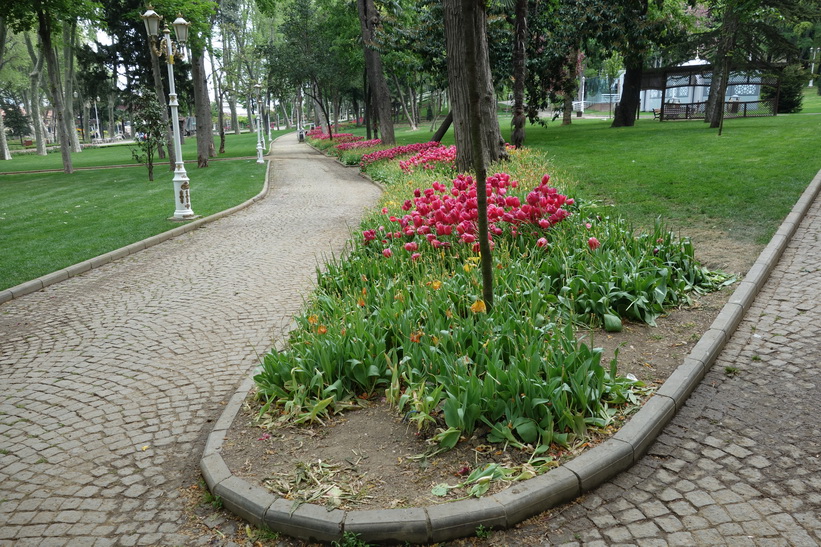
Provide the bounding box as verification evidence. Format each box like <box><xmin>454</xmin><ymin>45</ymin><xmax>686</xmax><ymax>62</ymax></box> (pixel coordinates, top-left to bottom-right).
<box><xmin>482</xmin><ymin>191</ymin><xmax>821</xmax><ymax>545</ymax></box>
<box><xmin>0</xmin><ymin>135</ymin><xmax>382</xmax><ymax>546</ymax></box>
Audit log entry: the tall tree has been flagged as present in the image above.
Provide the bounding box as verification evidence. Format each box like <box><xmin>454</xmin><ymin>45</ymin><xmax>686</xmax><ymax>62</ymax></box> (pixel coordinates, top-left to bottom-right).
<box><xmin>24</xmin><ymin>33</ymin><xmax>47</xmax><ymax>156</ymax></box>
<box><xmin>443</xmin><ymin>0</ymin><xmax>506</xmax><ymax>172</ymax></box>
<box><xmin>62</xmin><ymin>21</ymin><xmax>82</xmax><ymax>152</ymax></box>
<box><xmin>0</xmin><ymin>16</ymin><xmax>11</xmax><ymax>160</ymax></box>
<box><xmin>510</xmin><ymin>0</ymin><xmax>527</xmax><ymax>147</ymax></box>
<box><xmin>357</xmin><ymin>0</ymin><xmax>395</xmax><ymax>144</ymax></box>
<box><xmin>699</xmin><ymin>0</ymin><xmax>810</xmax><ymax>127</ymax></box>
<box><xmin>443</xmin><ymin>0</ymin><xmax>506</xmax><ymax>311</ymax></box>
<box><xmin>5</xmin><ymin>0</ymin><xmax>98</xmax><ymax>173</ymax></box>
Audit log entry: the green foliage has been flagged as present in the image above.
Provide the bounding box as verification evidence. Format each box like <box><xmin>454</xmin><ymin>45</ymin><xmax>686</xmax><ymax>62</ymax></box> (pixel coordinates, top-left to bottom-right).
<box><xmin>763</xmin><ymin>63</ymin><xmax>807</xmax><ymax>113</ymax></box>
<box><xmin>130</xmin><ymin>88</ymin><xmax>168</xmax><ymax>181</ymax></box>
<box><xmin>331</xmin><ymin>531</ymin><xmax>371</xmax><ymax>547</ymax></box>
<box><xmin>0</xmin><ymin>101</ymin><xmax>31</xmax><ymax>143</ymax></box>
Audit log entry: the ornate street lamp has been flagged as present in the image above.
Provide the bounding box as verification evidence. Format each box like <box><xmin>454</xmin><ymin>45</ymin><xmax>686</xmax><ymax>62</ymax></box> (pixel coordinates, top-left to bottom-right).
<box><xmin>141</xmin><ymin>6</ymin><xmax>197</xmax><ymax>220</ymax></box>
<box><xmin>254</xmin><ymin>82</ymin><xmax>264</xmax><ymax>164</ymax></box>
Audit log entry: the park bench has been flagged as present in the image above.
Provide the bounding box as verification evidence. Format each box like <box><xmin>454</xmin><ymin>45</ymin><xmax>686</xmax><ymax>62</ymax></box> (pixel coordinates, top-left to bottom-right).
<box><xmin>652</xmin><ymin>109</ymin><xmax>661</xmax><ymax>120</ymax></box>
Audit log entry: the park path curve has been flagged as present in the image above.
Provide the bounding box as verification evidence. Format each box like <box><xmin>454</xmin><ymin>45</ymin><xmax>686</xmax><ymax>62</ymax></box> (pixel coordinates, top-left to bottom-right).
<box><xmin>0</xmin><ymin>133</ymin><xmax>382</xmax><ymax>546</ymax></box>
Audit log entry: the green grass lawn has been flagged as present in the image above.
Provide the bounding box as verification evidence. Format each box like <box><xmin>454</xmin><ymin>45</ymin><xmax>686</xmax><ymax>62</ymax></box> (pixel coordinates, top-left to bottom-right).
<box><xmin>0</xmin><ymin>131</ymin><xmax>288</xmax><ymax>291</ymax></box>
<box><xmin>801</xmin><ymin>86</ymin><xmax>821</xmax><ymax>113</ymax></box>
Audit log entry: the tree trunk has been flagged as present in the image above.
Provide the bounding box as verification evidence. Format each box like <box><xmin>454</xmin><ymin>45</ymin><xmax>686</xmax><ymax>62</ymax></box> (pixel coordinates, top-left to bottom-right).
<box><xmin>706</xmin><ymin>3</ymin><xmax>740</xmax><ymax>128</ymax></box>
<box><xmin>448</xmin><ymin>0</ymin><xmax>495</xmax><ymax>310</ymax></box>
<box><xmin>0</xmin><ymin>114</ymin><xmax>9</xmax><ymax>160</ymax></box>
<box><xmin>23</xmin><ymin>34</ymin><xmax>47</xmax><ymax>155</ymax></box>
<box><xmin>511</xmin><ymin>0</ymin><xmax>527</xmax><ymax>148</ymax></box>
<box><xmin>0</xmin><ymin>18</ymin><xmax>11</xmax><ymax>160</ymax></box>
<box><xmin>148</xmin><ymin>38</ymin><xmax>170</xmax><ymax>162</ymax></box>
<box><xmin>443</xmin><ymin>0</ymin><xmax>506</xmax><ymax>173</ymax></box>
<box><xmin>279</xmin><ymin>101</ymin><xmax>291</xmax><ymax>128</ymax></box>
<box><xmin>191</xmin><ymin>52</ymin><xmax>212</xmax><ymax>167</ymax></box>
<box><xmin>432</xmin><ymin>110</ymin><xmax>453</xmax><ymax>142</ymax></box>
<box><xmin>37</xmin><ymin>9</ymin><xmax>73</xmax><ymax>173</ymax></box>
<box><xmin>63</xmin><ymin>22</ymin><xmax>82</xmax><ymax>153</ymax></box>
<box><xmin>207</xmin><ymin>37</ymin><xmax>226</xmax><ymax>154</ymax></box>
<box><xmin>612</xmin><ymin>58</ymin><xmax>642</xmax><ymax>127</ymax></box>
<box><xmin>107</xmin><ymin>93</ymin><xmax>116</xmax><ymax>142</ymax></box>
<box><xmin>391</xmin><ymin>73</ymin><xmax>418</xmax><ymax>130</ymax></box>
<box><xmin>562</xmin><ymin>94</ymin><xmax>573</xmax><ymax>125</ymax></box>
<box><xmin>82</xmin><ymin>101</ymin><xmax>90</xmax><ymax>142</ymax></box>
<box><xmin>357</xmin><ymin>0</ymin><xmax>395</xmax><ymax>144</ymax></box>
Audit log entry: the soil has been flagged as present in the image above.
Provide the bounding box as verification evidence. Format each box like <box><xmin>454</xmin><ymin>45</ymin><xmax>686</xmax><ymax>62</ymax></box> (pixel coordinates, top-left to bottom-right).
<box><xmin>188</xmin><ymin>232</ymin><xmax>760</xmax><ymax>545</ymax></box>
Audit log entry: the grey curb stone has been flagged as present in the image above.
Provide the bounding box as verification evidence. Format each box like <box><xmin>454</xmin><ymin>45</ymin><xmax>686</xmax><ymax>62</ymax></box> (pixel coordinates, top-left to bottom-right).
<box><xmin>10</xmin><ymin>279</ymin><xmax>43</xmax><ymax>299</ymax></box>
<box><xmin>614</xmin><ymin>395</ymin><xmax>676</xmax><ymax>460</ymax></box>
<box><xmin>727</xmin><ymin>280</ymin><xmax>759</xmax><ymax>312</ymax></box>
<box><xmin>344</xmin><ymin>508</ymin><xmax>429</xmax><ymax>544</ymax></box>
<box><xmin>1</xmin><ymin>156</ymin><xmax>274</xmax><ymax>304</ymax></box>
<box><xmin>426</xmin><ymin>497</ymin><xmax>507</xmax><ymax>543</ymax></box>
<box><xmin>196</xmin><ymin>151</ymin><xmax>821</xmax><ymax>544</ymax></box>
<box><xmin>38</xmin><ymin>270</ymin><xmax>70</xmax><ymax>287</ymax></box>
<box><xmin>655</xmin><ymin>357</ymin><xmax>706</xmax><ymax>410</ymax></box>
<box><xmin>687</xmin><ymin>328</ymin><xmax>727</xmax><ymax>371</ymax></box>
<box><xmin>264</xmin><ymin>498</ymin><xmax>345</xmax><ymax>543</ymax></box>
<box><xmin>200</xmin><ymin>453</ymin><xmax>232</xmax><ymax>491</ymax></box>
<box><xmin>203</xmin><ymin>428</ymin><xmax>226</xmax><ymax>456</ymax></box>
<box><xmin>709</xmin><ymin>302</ymin><xmax>744</xmax><ymax>337</ymax></box>
<box><xmin>565</xmin><ymin>438</ymin><xmax>633</xmax><ymax>492</ymax></box>
<box><xmin>491</xmin><ymin>466</ymin><xmax>579</xmax><ymax>525</ymax></box>
<box><xmin>214</xmin><ymin>475</ymin><xmax>276</xmax><ymax>529</ymax></box>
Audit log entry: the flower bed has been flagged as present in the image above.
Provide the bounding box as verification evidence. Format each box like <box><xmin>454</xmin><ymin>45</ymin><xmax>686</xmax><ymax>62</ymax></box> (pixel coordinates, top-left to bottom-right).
<box><xmin>359</xmin><ymin>141</ymin><xmax>442</xmax><ymax>167</ymax></box>
<box><xmin>254</xmin><ymin>144</ymin><xmax>730</xmax><ymax>457</ymax></box>
<box><xmin>399</xmin><ymin>144</ymin><xmax>457</xmax><ymax>173</ymax></box>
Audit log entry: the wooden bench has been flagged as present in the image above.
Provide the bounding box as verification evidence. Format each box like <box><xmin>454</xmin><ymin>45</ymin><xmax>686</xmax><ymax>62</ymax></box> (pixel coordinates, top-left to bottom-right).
<box><xmin>652</xmin><ymin>109</ymin><xmax>661</xmax><ymax>120</ymax></box>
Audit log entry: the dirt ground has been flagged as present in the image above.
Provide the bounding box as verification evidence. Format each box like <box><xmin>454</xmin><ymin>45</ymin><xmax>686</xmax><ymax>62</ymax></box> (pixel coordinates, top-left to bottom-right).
<box><xmin>181</xmin><ymin>231</ymin><xmax>761</xmax><ymax>545</ymax></box>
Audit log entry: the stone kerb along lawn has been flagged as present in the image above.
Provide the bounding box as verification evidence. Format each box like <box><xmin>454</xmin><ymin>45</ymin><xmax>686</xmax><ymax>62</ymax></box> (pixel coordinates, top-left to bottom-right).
<box><xmin>251</xmin><ymin>132</ymin><xmax>733</xmax><ymax>493</ymax></box>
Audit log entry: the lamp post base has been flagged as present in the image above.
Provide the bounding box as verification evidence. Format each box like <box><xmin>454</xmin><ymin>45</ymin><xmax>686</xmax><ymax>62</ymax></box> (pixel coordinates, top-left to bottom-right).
<box><xmin>256</xmin><ymin>143</ymin><xmax>265</xmax><ymax>164</ymax></box>
<box><xmin>172</xmin><ymin>163</ymin><xmax>196</xmax><ymax>220</ymax></box>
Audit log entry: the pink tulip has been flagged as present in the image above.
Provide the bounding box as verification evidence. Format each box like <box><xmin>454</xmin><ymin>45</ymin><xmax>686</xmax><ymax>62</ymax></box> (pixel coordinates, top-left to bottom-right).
<box><xmin>588</xmin><ymin>237</ymin><xmax>601</xmax><ymax>250</ymax></box>
<box><xmin>382</xmin><ymin>248</ymin><xmax>393</xmax><ymax>258</ymax></box>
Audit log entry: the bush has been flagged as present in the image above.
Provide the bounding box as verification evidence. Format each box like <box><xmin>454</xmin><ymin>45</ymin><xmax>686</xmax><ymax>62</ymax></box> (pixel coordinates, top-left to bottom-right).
<box><xmin>763</xmin><ymin>63</ymin><xmax>807</xmax><ymax>113</ymax></box>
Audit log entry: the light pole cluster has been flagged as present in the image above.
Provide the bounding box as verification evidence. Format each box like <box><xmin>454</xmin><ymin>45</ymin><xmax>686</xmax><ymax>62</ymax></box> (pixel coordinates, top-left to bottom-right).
<box><xmin>141</xmin><ymin>6</ymin><xmax>197</xmax><ymax>221</ymax></box>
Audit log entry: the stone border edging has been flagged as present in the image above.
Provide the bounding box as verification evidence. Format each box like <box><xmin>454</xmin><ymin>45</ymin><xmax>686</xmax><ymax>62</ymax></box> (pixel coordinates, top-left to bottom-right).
<box><xmin>0</xmin><ymin>143</ymin><xmax>281</xmax><ymax>306</ymax></box>
<box><xmin>200</xmin><ymin>167</ymin><xmax>821</xmax><ymax>544</ymax></box>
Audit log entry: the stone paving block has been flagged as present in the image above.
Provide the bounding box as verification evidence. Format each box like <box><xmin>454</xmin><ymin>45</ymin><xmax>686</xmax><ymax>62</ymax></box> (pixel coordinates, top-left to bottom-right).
<box><xmin>343</xmin><ymin>507</ymin><xmax>429</xmax><ymax>544</ymax></box>
<box><xmin>426</xmin><ymin>497</ymin><xmax>507</xmax><ymax>543</ymax></box>
<box><xmin>614</xmin><ymin>395</ymin><xmax>675</xmax><ymax>460</ymax></box>
<box><xmin>491</xmin><ymin>466</ymin><xmax>579</xmax><ymax>525</ymax></box>
<box><xmin>565</xmin><ymin>439</ymin><xmax>633</xmax><ymax>492</ymax></box>
<box><xmin>263</xmin><ymin>498</ymin><xmax>345</xmax><ymax>543</ymax></box>
<box><xmin>214</xmin><ymin>475</ymin><xmax>276</xmax><ymax>529</ymax></box>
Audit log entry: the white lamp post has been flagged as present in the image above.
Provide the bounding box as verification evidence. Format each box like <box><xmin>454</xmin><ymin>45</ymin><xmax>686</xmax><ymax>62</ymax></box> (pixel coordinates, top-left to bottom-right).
<box><xmin>254</xmin><ymin>83</ymin><xmax>264</xmax><ymax>164</ymax></box>
<box><xmin>142</xmin><ymin>6</ymin><xmax>197</xmax><ymax>221</ymax></box>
